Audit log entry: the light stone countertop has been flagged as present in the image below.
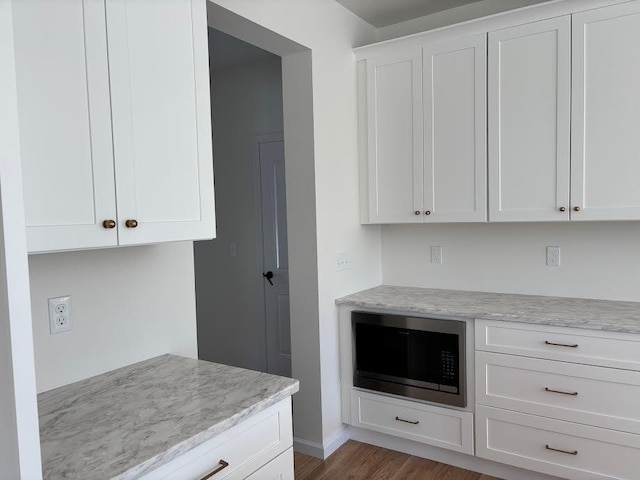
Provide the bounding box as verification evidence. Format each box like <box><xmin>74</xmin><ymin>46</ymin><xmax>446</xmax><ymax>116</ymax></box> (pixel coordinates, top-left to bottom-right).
<box><xmin>38</xmin><ymin>354</ymin><xmax>299</xmax><ymax>480</ymax></box>
<box><xmin>336</xmin><ymin>285</ymin><xmax>640</xmax><ymax>334</ymax></box>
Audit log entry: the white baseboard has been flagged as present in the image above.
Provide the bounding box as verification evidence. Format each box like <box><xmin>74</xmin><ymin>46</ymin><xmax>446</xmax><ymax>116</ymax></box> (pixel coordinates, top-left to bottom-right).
<box><xmin>350</xmin><ymin>427</ymin><xmax>562</xmax><ymax>480</ymax></box>
<box><xmin>293</xmin><ymin>425</ymin><xmax>351</xmax><ymax>460</ymax></box>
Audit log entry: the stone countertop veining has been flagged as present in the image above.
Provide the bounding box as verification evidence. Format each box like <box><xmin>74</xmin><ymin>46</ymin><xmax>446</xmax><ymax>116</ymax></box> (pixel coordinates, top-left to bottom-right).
<box><xmin>335</xmin><ymin>285</ymin><xmax>640</xmax><ymax>334</ymax></box>
<box><xmin>38</xmin><ymin>354</ymin><xmax>299</xmax><ymax>480</ymax></box>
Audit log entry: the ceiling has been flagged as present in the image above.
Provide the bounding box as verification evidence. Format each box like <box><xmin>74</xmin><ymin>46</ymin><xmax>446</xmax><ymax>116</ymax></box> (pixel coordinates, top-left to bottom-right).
<box><xmin>335</xmin><ymin>0</ymin><xmax>489</xmax><ymax>27</ymax></box>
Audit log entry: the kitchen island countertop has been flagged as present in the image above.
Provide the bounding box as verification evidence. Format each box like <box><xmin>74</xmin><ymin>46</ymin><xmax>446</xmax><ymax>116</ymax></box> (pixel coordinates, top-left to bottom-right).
<box><xmin>38</xmin><ymin>354</ymin><xmax>299</xmax><ymax>480</ymax></box>
<box><xmin>336</xmin><ymin>285</ymin><xmax>640</xmax><ymax>334</ymax></box>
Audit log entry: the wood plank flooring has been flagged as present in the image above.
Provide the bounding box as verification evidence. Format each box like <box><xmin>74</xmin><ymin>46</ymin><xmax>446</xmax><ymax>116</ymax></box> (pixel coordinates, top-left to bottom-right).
<box><xmin>294</xmin><ymin>441</ymin><xmax>502</xmax><ymax>480</ymax></box>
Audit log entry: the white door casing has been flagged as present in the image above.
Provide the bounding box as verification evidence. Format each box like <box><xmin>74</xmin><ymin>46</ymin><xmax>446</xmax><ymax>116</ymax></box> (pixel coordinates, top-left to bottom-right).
<box><xmin>488</xmin><ymin>16</ymin><xmax>571</xmax><ymax>222</ymax></box>
<box><xmin>571</xmin><ymin>1</ymin><xmax>640</xmax><ymax>221</ymax></box>
<box><xmin>258</xmin><ymin>135</ymin><xmax>291</xmax><ymax>378</ymax></box>
<box><xmin>423</xmin><ymin>33</ymin><xmax>487</xmax><ymax>222</ymax></box>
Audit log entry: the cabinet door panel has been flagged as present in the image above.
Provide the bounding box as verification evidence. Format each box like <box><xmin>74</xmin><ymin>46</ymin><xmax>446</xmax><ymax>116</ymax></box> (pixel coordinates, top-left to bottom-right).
<box><xmin>489</xmin><ymin>17</ymin><xmax>570</xmax><ymax>222</ymax></box>
<box><xmin>571</xmin><ymin>1</ymin><xmax>640</xmax><ymax>221</ymax></box>
<box><xmin>14</xmin><ymin>0</ymin><xmax>117</xmax><ymax>252</ymax></box>
<box><xmin>106</xmin><ymin>0</ymin><xmax>215</xmax><ymax>244</ymax></box>
<box><xmin>424</xmin><ymin>34</ymin><xmax>486</xmax><ymax>222</ymax></box>
<box><xmin>366</xmin><ymin>49</ymin><xmax>423</xmax><ymax>223</ymax></box>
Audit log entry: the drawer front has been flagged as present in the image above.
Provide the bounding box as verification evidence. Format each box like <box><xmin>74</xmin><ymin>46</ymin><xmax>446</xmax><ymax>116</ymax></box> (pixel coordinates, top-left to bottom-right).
<box><xmin>476</xmin><ymin>352</ymin><xmax>640</xmax><ymax>434</ymax></box>
<box><xmin>476</xmin><ymin>320</ymin><xmax>640</xmax><ymax>370</ymax></box>
<box><xmin>245</xmin><ymin>448</ymin><xmax>294</xmax><ymax>480</ymax></box>
<box><xmin>350</xmin><ymin>389</ymin><xmax>474</xmax><ymax>454</ymax></box>
<box><xmin>476</xmin><ymin>405</ymin><xmax>640</xmax><ymax>480</ymax></box>
<box><xmin>141</xmin><ymin>399</ymin><xmax>293</xmax><ymax>480</ymax></box>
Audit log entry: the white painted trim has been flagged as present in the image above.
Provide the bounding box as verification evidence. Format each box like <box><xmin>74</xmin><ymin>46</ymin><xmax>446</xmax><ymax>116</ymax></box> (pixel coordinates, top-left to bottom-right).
<box><xmin>293</xmin><ymin>425</ymin><xmax>351</xmax><ymax>460</ymax></box>
<box><xmin>349</xmin><ymin>426</ymin><xmax>562</xmax><ymax>480</ymax></box>
<box><xmin>293</xmin><ymin>436</ymin><xmax>324</xmax><ymax>458</ymax></box>
<box><xmin>0</xmin><ymin>1</ymin><xmax>42</xmax><ymax>477</ymax></box>
<box><xmin>322</xmin><ymin>424</ymin><xmax>351</xmax><ymax>458</ymax></box>
<box><xmin>354</xmin><ymin>0</ymin><xmax>632</xmax><ymax>60</ymax></box>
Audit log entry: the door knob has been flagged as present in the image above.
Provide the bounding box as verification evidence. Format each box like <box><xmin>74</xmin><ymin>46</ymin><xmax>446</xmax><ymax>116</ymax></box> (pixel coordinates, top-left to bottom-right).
<box><xmin>102</xmin><ymin>219</ymin><xmax>116</xmax><ymax>229</ymax></box>
<box><xmin>125</xmin><ymin>219</ymin><xmax>138</xmax><ymax>228</ymax></box>
<box><xmin>263</xmin><ymin>271</ymin><xmax>274</xmax><ymax>286</ymax></box>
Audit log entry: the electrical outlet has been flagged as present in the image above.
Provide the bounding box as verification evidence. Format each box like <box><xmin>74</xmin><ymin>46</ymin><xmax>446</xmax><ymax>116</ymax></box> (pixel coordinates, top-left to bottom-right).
<box><xmin>49</xmin><ymin>296</ymin><xmax>72</xmax><ymax>334</ymax></box>
<box><xmin>546</xmin><ymin>246</ymin><xmax>560</xmax><ymax>267</ymax></box>
<box><xmin>430</xmin><ymin>246</ymin><xmax>443</xmax><ymax>264</ymax></box>
<box><xmin>334</xmin><ymin>252</ymin><xmax>351</xmax><ymax>271</ymax></box>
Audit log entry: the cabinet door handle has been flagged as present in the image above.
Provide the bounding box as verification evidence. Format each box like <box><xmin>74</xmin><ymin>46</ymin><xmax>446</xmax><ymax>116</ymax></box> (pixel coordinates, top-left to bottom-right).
<box><xmin>125</xmin><ymin>219</ymin><xmax>139</xmax><ymax>229</ymax></box>
<box><xmin>102</xmin><ymin>219</ymin><xmax>116</xmax><ymax>229</ymax></box>
<box><xmin>544</xmin><ymin>340</ymin><xmax>578</xmax><ymax>348</ymax></box>
<box><xmin>559</xmin><ymin>206</ymin><xmax>566</xmax><ymax>212</ymax></box>
<box><xmin>545</xmin><ymin>387</ymin><xmax>578</xmax><ymax>396</ymax></box>
<box><xmin>545</xmin><ymin>445</ymin><xmax>578</xmax><ymax>456</ymax></box>
<box><xmin>200</xmin><ymin>460</ymin><xmax>229</xmax><ymax>480</ymax></box>
<box><xmin>414</xmin><ymin>211</ymin><xmax>421</xmax><ymax>216</ymax></box>
<box><xmin>395</xmin><ymin>416</ymin><xmax>419</xmax><ymax>425</ymax></box>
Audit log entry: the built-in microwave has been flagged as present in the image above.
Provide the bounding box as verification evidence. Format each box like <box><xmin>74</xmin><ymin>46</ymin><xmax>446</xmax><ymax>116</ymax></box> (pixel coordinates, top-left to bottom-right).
<box><xmin>352</xmin><ymin>311</ymin><xmax>466</xmax><ymax>407</ymax></box>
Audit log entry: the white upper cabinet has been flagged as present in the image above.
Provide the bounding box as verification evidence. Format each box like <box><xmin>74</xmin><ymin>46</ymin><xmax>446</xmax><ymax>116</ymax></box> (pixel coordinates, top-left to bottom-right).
<box><xmin>106</xmin><ymin>0</ymin><xmax>215</xmax><ymax>245</ymax></box>
<box><xmin>424</xmin><ymin>34</ymin><xmax>487</xmax><ymax>222</ymax></box>
<box><xmin>14</xmin><ymin>0</ymin><xmax>215</xmax><ymax>253</ymax></box>
<box><xmin>13</xmin><ymin>0</ymin><xmax>118</xmax><ymax>252</ymax></box>
<box><xmin>488</xmin><ymin>17</ymin><xmax>571</xmax><ymax>222</ymax></box>
<box><xmin>571</xmin><ymin>1</ymin><xmax>640</xmax><ymax>221</ymax></box>
<box><xmin>364</xmin><ymin>48</ymin><xmax>424</xmax><ymax>224</ymax></box>
<box><xmin>360</xmin><ymin>36</ymin><xmax>486</xmax><ymax>224</ymax></box>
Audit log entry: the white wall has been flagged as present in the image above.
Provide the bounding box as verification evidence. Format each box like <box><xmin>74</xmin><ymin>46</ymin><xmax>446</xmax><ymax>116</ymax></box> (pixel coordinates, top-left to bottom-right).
<box><xmin>207</xmin><ymin>0</ymin><xmax>381</xmax><ymax>452</ymax></box>
<box><xmin>0</xmin><ymin>1</ymin><xmax>42</xmax><ymax>475</ymax></box>
<box><xmin>382</xmin><ymin>223</ymin><xmax>640</xmax><ymax>302</ymax></box>
<box><xmin>29</xmin><ymin>243</ymin><xmax>198</xmax><ymax>393</ymax></box>
<box><xmin>195</xmin><ymin>37</ymin><xmax>283</xmax><ymax>372</ymax></box>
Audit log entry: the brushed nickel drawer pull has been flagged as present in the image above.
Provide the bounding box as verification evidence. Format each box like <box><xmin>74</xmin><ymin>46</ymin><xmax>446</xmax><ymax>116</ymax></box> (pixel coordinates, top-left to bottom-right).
<box><xmin>545</xmin><ymin>340</ymin><xmax>578</xmax><ymax>348</ymax></box>
<box><xmin>546</xmin><ymin>444</ymin><xmax>578</xmax><ymax>456</ymax></box>
<box><xmin>395</xmin><ymin>416</ymin><xmax>419</xmax><ymax>425</ymax></box>
<box><xmin>200</xmin><ymin>460</ymin><xmax>229</xmax><ymax>480</ymax></box>
<box><xmin>545</xmin><ymin>387</ymin><xmax>578</xmax><ymax>396</ymax></box>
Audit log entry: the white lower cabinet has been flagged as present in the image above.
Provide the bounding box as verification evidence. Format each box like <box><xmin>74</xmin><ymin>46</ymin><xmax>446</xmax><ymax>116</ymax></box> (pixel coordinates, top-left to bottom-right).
<box><xmin>350</xmin><ymin>389</ymin><xmax>474</xmax><ymax>455</ymax></box>
<box><xmin>476</xmin><ymin>320</ymin><xmax>640</xmax><ymax>479</ymax></box>
<box><xmin>477</xmin><ymin>406</ymin><xmax>640</xmax><ymax>480</ymax></box>
<box><xmin>140</xmin><ymin>398</ymin><xmax>293</xmax><ymax>480</ymax></box>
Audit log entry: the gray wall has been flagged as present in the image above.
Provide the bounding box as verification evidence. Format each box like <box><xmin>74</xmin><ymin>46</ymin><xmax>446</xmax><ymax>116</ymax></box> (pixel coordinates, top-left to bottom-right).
<box><xmin>195</xmin><ymin>32</ymin><xmax>283</xmax><ymax>372</ymax></box>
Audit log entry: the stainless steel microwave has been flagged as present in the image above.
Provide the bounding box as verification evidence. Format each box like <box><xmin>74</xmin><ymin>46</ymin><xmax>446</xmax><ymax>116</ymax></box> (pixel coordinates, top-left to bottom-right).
<box><xmin>352</xmin><ymin>311</ymin><xmax>466</xmax><ymax>407</ymax></box>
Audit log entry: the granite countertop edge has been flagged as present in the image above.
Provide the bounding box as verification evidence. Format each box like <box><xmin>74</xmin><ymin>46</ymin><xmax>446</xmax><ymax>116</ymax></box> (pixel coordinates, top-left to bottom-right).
<box><xmin>118</xmin><ymin>382</ymin><xmax>299</xmax><ymax>479</ymax></box>
<box><xmin>335</xmin><ymin>285</ymin><xmax>640</xmax><ymax>334</ymax></box>
<box><xmin>39</xmin><ymin>355</ymin><xmax>300</xmax><ymax>480</ymax></box>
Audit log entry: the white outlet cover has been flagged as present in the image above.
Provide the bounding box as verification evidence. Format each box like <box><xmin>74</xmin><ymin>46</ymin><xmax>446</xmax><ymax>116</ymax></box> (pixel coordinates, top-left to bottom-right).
<box><xmin>334</xmin><ymin>252</ymin><xmax>351</xmax><ymax>271</ymax></box>
<box><xmin>430</xmin><ymin>246</ymin><xmax>443</xmax><ymax>264</ymax></box>
<box><xmin>49</xmin><ymin>296</ymin><xmax>72</xmax><ymax>334</ymax></box>
<box><xmin>546</xmin><ymin>246</ymin><xmax>561</xmax><ymax>267</ymax></box>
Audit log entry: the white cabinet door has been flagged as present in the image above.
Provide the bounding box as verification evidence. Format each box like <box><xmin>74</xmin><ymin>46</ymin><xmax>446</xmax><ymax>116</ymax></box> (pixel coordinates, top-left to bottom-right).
<box><xmin>14</xmin><ymin>0</ymin><xmax>118</xmax><ymax>253</ymax></box>
<box><xmin>365</xmin><ymin>49</ymin><xmax>423</xmax><ymax>223</ymax></box>
<box><xmin>106</xmin><ymin>0</ymin><xmax>215</xmax><ymax>245</ymax></box>
<box><xmin>488</xmin><ymin>17</ymin><xmax>571</xmax><ymax>222</ymax></box>
<box><xmin>571</xmin><ymin>1</ymin><xmax>640</xmax><ymax>221</ymax></box>
<box><xmin>423</xmin><ymin>34</ymin><xmax>487</xmax><ymax>223</ymax></box>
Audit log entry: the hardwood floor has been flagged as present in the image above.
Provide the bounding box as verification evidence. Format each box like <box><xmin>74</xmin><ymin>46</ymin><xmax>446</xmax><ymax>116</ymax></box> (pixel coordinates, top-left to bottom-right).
<box><xmin>294</xmin><ymin>441</ymin><xmax>501</xmax><ymax>480</ymax></box>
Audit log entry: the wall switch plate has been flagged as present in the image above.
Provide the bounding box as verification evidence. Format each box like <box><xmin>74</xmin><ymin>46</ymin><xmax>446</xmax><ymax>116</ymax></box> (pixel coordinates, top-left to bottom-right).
<box><xmin>431</xmin><ymin>246</ymin><xmax>443</xmax><ymax>264</ymax></box>
<box><xmin>334</xmin><ymin>252</ymin><xmax>351</xmax><ymax>271</ymax></box>
<box><xmin>49</xmin><ymin>296</ymin><xmax>72</xmax><ymax>334</ymax></box>
<box><xmin>546</xmin><ymin>246</ymin><xmax>560</xmax><ymax>267</ymax></box>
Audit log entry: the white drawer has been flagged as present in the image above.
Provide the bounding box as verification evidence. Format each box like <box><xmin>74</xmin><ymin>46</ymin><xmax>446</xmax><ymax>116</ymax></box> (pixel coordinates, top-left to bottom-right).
<box><xmin>476</xmin><ymin>352</ymin><xmax>640</xmax><ymax>434</ymax></box>
<box><xmin>475</xmin><ymin>320</ymin><xmax>640</xmax><ymax>370</ymax></box>
<box><xmin>350</xmin><ymin>389</ymin><xmax>474</xmax><ymax>454</ymax></box>
<box><xmin>140</xmin><ymin>398</ymin><xmax>293</xmax><ymax>480</ymax></box>
<box><xmin>476</xmin><ymin>405</ymin><xmax>640</xmax><ymax>480</ymax></box>
<box><xmin>245</xmin><ymin>448</ymin><xmax>294</xmax><ymax>480</ymax></box>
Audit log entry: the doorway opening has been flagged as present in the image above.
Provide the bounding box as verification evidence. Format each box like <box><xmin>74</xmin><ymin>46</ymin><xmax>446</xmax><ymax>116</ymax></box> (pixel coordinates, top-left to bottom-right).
<box><xmin>194</xmin><ymin>28</ymin><xmax>291</xmax><ymax>378</ymax></box>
